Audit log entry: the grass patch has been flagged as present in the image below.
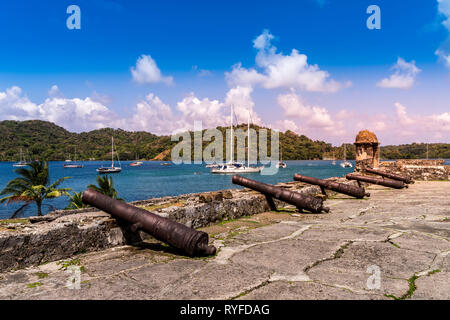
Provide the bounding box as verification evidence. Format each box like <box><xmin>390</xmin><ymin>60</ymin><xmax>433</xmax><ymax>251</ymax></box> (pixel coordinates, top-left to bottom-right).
<box><xmin>0</xmin><ymin>218</ymin><xmax>29</xmax><ymax>225</ymax></box>
<box><xmin>34</xmin><ymin>272</ymin><xmax>48</xmax><ymax>279</ymax></box>
<box><xmin>57</xmin><ymin>258</ymin><xmax>88</xmax><ymax>273</ymax></box>
<box><xmin>389</xmin><ymin>241</ymin><xmax>400</xmax><ymax>248</ymax></box>
<box><xmin>27</xmin><ymin>282</ymin><xmax>42</xmax><ymax>288</ymax></box>
<box><xmin>427</xmin><ymin>269</ymin><xmax>441</xmax><ymax>276</ymax></box>
<box><xmin>385</xmin><ymin>274</ymin><xmax>419</xmax><ymax>300</ymax></box>
<box><xmin>139</xmin><ymin>201</ymin><xmax>185</xmax><ymax>211</ymax></box>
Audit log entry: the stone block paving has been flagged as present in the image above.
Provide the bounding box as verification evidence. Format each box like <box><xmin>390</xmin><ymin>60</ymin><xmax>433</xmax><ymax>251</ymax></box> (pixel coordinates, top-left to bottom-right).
<box><xmin>0</xmin><ymin>181</ymin><xmax>448</xmax><ymax>300</ymax></box>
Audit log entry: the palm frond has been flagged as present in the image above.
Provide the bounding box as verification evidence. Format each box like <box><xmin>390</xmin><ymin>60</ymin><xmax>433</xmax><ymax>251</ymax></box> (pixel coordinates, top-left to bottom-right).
<box><xmin>9</xmin><ymin>203</ymin><xmax>31</xmax><ymax>219</ymax></box>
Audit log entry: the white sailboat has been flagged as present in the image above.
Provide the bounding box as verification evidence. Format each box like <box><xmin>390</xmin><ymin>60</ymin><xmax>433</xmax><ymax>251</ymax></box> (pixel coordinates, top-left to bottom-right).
<box><xmin>97</xmin><ymin>137</ymin><xmax>122</xmax><ymax>174</ymax></box>
<box><xmin>211</xmin><ymin>106</ymin><xmax>263</xmax><ymax>174</ymax></box>
<box><xmin>276</xmin><ymin>147</ymin><xmax>287</xmax><ymax>169</ymax></box>
<box><xmin>63</xmin><ymin>147</ymin><xmax>83</xmax><ymax>168</ymax></box>
<box><xmin>12</xmin><ymin>148</ymin><xmax>29</xmax><ymax>167</ymax></box>
<box><xmin>340</xmin><ymin>143</ymin><xmax>352</xmax><ymax>168</ymax></box>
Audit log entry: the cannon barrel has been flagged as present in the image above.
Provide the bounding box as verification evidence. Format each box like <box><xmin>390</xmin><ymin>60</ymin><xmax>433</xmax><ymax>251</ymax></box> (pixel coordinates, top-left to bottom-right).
<box><xmin>82</xmin><ymin>189</ymin><xmax>216</xmax><ymax>257</ymax></box>
<box><xmin>232</xmin><ymin>175</ymin><xmax>329</xmax><ymax>213</ymax></box>
<box><xmin>293</xmin><ymin>173</ymin><xmax>370</xmax><ymax>199</ymax></box>
<box><xmin>346</xmin><ymin>173</ymin><xmax>407</xmax><ymax>189</ymax></box>
<box><xmin>364</xmin><ymin>167</ymin><xmax>414</xmax><ymax>184</ymax></box>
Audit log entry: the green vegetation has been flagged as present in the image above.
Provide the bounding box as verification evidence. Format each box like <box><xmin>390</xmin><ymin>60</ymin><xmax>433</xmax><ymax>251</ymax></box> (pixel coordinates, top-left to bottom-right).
<box><xmin>385</xmin><ymin>274</ymin><xmax>419</xmax><ymax>300</ymax></box>
<box><xmin>0</xmin><ymin>218</ymin><xmax>29</xmax><ymax>224</ymax></box>
<box><xmin>34</xmin><ymin>272</ymin><xmax>49</xmax><ymax>279</ymax></box>
<box><xmin>427</xmin><ymin>269</ymin><xmax>441</xmax><ymax>276</ymax></box>
<box><xmin>1</xmin><ymin>120</ymin><xmax>448</xmax><ymax>161</ymax></box>
<box><xmin>87</xmin><ymin>175</ymin><xmax>122</xmax><ymax>200</ymax></box>
<box><xmin>57</xmin><ymin>258</ymin><xmax>86</xmax><ymax>272</ymax></box>
<box><xmin>380</xmin><ymin>143</ymin><xmax>450</xmax><ymax>159</ymax></box>
<box><xmin>0</xmin><ymin>161</ymin><xmax>72</xmax><ymax>217</ymax></box>
<box><xmin>66</xmin><ymin>191</ymin><xmax>89</xmax><ymax>210</ymax></box>
<box><xmin>27</xmin><ymin>282</ymin><xmax>43</xmax><ymax>288</ymax></box>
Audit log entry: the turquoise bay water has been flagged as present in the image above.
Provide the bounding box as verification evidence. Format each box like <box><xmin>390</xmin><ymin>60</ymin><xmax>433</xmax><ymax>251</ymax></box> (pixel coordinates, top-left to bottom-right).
<box><xmin>1</xmin><ymin>160</ymin><xmax>448</xmax><ymax>219</ymax></box>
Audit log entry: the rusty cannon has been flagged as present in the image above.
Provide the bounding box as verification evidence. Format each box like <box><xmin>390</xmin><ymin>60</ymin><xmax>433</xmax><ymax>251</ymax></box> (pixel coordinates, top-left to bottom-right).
<box><xmin>345</xmin><ymin>173</ymin><xmax>407</xmax><ymax>189</ymax></box>
<box><xmin>81</xmin><ymin>189</ymin><xmax>216</xmax><ymax>257</ymax></box>
<box><xmin>364</xmin><ymin>167</ymin><xmax>414</xmax><ymax>184</ymax></box>
<box><xmin>293</xmin><ymin>173</ymin><xmax>370</xmax><ymax>199</ymax></box>
<box><xmin>232</xmin><ymin>174</ymin><xmax>330</xmax><ymax>213</ymax></box>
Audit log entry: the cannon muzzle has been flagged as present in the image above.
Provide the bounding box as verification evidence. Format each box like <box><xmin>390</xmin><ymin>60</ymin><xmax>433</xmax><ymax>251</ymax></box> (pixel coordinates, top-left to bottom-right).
<box><xmin>364</xmin><ymin>168</ymin><xmax>414</xmax><ymax>184</ymax></box>
<box><xmin>232</xmin><ymin>175</ymin><xmax>329</xmax><ymax>213</ymax></box>
<box><xmin>293</xmin><ymin>173</ymin><xmax>370</xmax><ymax>198</ymax></box>
<box><xmin>346</xmin><ymin>173</ymin><xmax>407</xmax><ymax>189</ymax></box>
<box><xmin>82</xmin><ymin>189</ymin><xmax>216</xmax><ymax>257</ymax></box>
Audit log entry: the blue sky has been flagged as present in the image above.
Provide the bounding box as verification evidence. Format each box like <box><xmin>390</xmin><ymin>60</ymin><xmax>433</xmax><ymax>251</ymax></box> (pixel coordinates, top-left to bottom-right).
<box><xmin>0</xmin><ymin>0</ymin><xmax>449</xmax><ymax>145</ymax></box>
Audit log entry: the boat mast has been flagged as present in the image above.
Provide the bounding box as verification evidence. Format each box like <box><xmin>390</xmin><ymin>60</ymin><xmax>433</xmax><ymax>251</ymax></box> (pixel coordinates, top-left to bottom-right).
<box><xmin>112</xmin><ymin>137</ymin><xmax>114</xmax><ymax>167</ymax></box>
<box><xmin>230</xmin><ymin>104</ymin><xmax>233</xmax><ymax>163</ymax></box>
<box><xmin>343</xmin><ymin>143</ymin><xmax>346</xmax><ymax>161</ymax></box>
<box><xmin>247</xmin><ymin>109</ymin><xmax>250</xmax><ymax>166</ymax></box>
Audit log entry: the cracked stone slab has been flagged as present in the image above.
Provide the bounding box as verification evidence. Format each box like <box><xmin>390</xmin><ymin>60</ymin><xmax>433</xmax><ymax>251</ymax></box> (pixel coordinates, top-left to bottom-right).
<box><xmin>412</xmin><ymin>272</ymin><xmax>450</xmax><ymax>300</ymax></box>
<box><xmin>306</xmin><ymin>241</ymin><xmax>436</xmax><ymax>297</ymax></box>
<box><xmin>0</xmin><ymin>181</ymin><xmax>448</xmax><ymax>300</ymax></box>
<box><xmin>238</xmin><ymin>281</ymin><xmax>387</xmax><ymax>300</ymax></box>
<box><xmin>157</xmin><ymin>262</ymin><xmax>272</xmax><ymax>300</ymax></box>
<box><xmin>297</xmin><ymin>225</ymin><xmax>393</xmax><ymax>242</ymax></box>
<box><xmin>389</xmin><ymin>231</ymin><xmax>449</xmax><ymax>254</ymax></box>
<box><xmin>231</xmin><ymin>239</ymin><xmax>341</xmax><ymax>277</ymax></box>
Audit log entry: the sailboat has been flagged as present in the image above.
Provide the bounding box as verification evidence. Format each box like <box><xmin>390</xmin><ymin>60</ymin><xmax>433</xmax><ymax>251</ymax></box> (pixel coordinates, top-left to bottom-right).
<box><xmin>12</xmin><ymin>148</ymin><xmax>29</xmax><ymax>167</ymax></box>
<box><xmin>96</xmin><ymin>137</ymin><xmax>122</xmax><ymax>174</ymax></box>
<box><xmin>63</xmin><ymin>148</ymin><xmax>83</xmax><ymax>168</ymax></box>
<box><xmin>130</xmin><ymin>153</ymin><xmax>143</xmax><ymax>167</ymax></box>
<box><xmin>276</xmin><ymin>147</ymin><xmax>287</xmax><ymax>169</ymax></box>
<box><xmin>340</xmin><ymin>143</ymin><xmax>353</xmax><ymax>168</ymax></box>
<box><xmin>211</xmin><ymin>106</ymin><xmax>263</xmax><ymax>174</ymax></box>
<box><xmin>332</xmin><ymin>151</ymin><xmax>336</xmax><ymax>165</ymax></box>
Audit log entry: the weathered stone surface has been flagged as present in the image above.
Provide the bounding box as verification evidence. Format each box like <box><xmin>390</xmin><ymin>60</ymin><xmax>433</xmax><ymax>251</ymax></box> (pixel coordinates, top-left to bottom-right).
<box><xmin>380</xmin><ymin>159</ymin><xmax>449</xmax><ymax>181</ymax></box>
<box><xmin>0</xmin><ymin>181</ymin><xmax>448</xmax><ymax>300</ymax></box>
<box><xmin>0</xmin><ymin>184</ymin><xmax>320</xmax><ymax>272</ymax></box>
<box><xmin>239</xmin><ymin>281</ymin><xmax>387</xmax><ymax>300</ymax></box>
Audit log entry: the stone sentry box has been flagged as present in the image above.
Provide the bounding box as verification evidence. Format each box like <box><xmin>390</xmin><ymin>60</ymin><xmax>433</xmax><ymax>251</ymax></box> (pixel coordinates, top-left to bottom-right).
<box><xmin>354</xmin><ymin>130</ymin><xmax>380</xmax><ymax>171</ymax></box>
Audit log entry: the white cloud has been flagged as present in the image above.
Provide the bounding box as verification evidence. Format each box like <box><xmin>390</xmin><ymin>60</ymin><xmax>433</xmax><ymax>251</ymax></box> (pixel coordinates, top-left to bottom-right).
<box><xmin>277</xmin><ymin>91</ymin><xmax>334</xmax><ymax>128</ymax></box>
<box><xmin>435</xmin><ymin>49</ymin><xmax>450</xmax><ymax>68</ymax></box>
<box><xmin>226</xmin><ymin>30</ymin><xmax>350</xmax><ymax>93</ymax></box>
<box><xmin>127</xmin><ymin>93</ymin><xmax>183</xmax><ymax>134</ymax></box>
<box><xmin>224</xmin><ymin>86</ymin><xmax>262</xmax><ymax>125</ymax></box>
<box><xmin>131</xmin><ymin>54</ymin><xmax>174</xmax><ymax>85</ymax></box>
<box><xmin>438</xmin><ymin>0</ymin><xmax>450</xmax><ymax>31</ymax></box>
<box><xmin>0</xmin><ymin>85</ymin><xmax>264</xmax><ymax>135</ymax></box>
<box><xmin>394</xmin><ymin>102</ymin><xmax>450</xmax><ymax>133</ymax></box>
<box><xmin>0</xmin><ymin>86</ymin><xmax>117</xmax><ymax>132</ymax></box>
<box><xmin>177</xmin><ymin>94</ymin><xmax>225</xmax><ymax>129</ymax></box>
<box><xmin>274</xmin><ymin>119</ymin><xmax>300</xmax><ymax>133</ymax></box>
<box><xmin>48</xmin><ymin>85</ymin><xmax>63</xmax><ymax>98</ymax></box>
<box><xmin>377</xmin><ymin>58</ymin><xmax>421</xmax><ymax>89</ymax></box>
<box><xmin>435</xmin><ymin>1</ymin><xmax>450</xmax><ymax>68</ymax></box>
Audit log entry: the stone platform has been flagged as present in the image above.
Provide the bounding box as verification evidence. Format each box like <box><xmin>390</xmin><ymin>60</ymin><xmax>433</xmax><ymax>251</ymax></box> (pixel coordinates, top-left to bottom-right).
<box><xmin>0</xmin><ymin>181</ymin><xmax>448</xmax><ymax>300</ymax></box>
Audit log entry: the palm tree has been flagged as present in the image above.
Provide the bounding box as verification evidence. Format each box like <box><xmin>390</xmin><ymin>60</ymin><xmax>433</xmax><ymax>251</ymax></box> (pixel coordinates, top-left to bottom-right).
<box><xmin>87</xmin><ymin>175</ymin><xmax>122</xmax><ymax>200</ymax></box>
<box><xmin>66</xmin><ymin>191</ymin><xmax>89</xmax><ymax>210</ymax></box>
<box><xmin>0</xmin><ymin>161</ymin><xmax>72</xmax><ymax>218</ymax></box>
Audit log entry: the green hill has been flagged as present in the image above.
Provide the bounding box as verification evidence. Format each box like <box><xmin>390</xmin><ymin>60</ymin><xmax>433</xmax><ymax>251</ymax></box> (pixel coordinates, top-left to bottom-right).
<box><xmin>0</xmin><ymin>120</ymin><xmax>448</xmax><ymax>161</ymax></box>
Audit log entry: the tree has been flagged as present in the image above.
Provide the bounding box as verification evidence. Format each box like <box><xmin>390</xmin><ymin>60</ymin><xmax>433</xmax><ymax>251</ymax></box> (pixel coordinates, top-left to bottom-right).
<box><xmin>87</xmin><ymin>175</ymin><xmax>122</xmax><ymax>200</ymax></box>
<box><xmin>66</xmin><ymin>191</ymin><xmax>89</xmax><ymax>210</ymax></box>
<box><xmin>0</xmin><ymin>161</ymin><xmax>72</xmax><ymax>218</ymax></box>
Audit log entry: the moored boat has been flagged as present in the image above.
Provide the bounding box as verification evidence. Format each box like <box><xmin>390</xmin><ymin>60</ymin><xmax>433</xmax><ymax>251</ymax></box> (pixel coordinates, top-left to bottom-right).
<box><xmin>97</xmin><ymin>137</ymin><xmax>122</xmax><ymax>174</ymax></box>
